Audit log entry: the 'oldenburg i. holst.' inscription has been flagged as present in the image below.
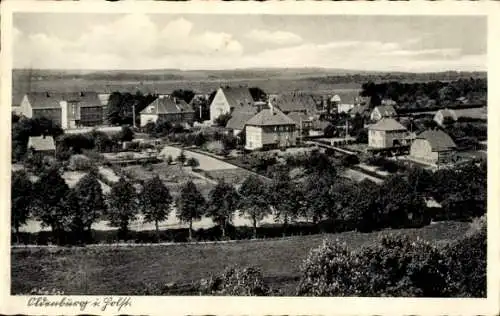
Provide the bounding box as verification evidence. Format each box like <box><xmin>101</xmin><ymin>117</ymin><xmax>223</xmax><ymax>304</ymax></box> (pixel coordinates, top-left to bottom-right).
<box><xmin>27</xmin><ymin>296</ymin><xmax>132</xmax><ymax>312</ymax></box>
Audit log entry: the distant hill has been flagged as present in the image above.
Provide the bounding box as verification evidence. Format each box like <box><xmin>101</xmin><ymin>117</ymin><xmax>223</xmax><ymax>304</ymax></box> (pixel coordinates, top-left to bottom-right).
<box><xmin>11</xmin><ymin>68</ymin><xmax>487</xmax><ymax>105</ymax></box>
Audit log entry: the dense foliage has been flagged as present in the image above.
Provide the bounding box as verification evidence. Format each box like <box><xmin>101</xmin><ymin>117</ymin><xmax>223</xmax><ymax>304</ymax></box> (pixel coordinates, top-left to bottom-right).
<box><xmin>106</xmin><ymin>91</ymin><xmax>156</xmax><ymax>126</ymax></box>
<box><xmin>297</xmin><ymin>219</ymin><xmax>486</xmax><ymax>297</ymax></box>
<box><xmin>199</xmin><ymin>266</ymin><xmax>270</xmax><ymax>296</ymax></box>
<box><xmin>360</xmin><ymin>78</ymin><xmax>486</xmax><ymax>109</ymax></box>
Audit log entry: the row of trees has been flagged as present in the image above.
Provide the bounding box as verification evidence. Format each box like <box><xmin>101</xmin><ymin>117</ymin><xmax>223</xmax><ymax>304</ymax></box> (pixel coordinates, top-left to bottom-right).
<box><xmin>12</xmin><ymin>149</ymin><xmax>486</xmax><ymax>245</ymax></box>
<box><xmin>360</xmin><ymin>78</ymin><xmax>487</xmax><ymax>109</ymax></box>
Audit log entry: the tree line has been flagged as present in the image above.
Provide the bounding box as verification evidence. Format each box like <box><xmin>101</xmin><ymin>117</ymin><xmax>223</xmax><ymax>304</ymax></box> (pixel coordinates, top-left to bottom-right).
<box><xmin>360</xmin><ymin>77</ymin><xmax>486</xmax><ymax>109</ymax></box>
<box><xmin>12</xmin><ymin>148</ymin><xmax>486</xmax><ymax>245</ymax></box>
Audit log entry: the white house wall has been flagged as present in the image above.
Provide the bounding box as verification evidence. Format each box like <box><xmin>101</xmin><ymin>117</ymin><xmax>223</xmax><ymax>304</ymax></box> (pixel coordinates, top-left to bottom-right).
<box><xmin>210</xmin><ymin>88</ymin><xmax>231</xmax><ymax>123</ymax></box>
<box><xmin>18</xmin><ymin>95</ymin><xmax>33</xmax><ymax>118</ymax></box>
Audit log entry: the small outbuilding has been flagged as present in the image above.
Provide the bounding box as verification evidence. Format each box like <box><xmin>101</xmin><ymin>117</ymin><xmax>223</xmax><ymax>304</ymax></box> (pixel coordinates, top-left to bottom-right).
<box><xmin>410</xmin><ymin>129</ymin><xmax>457</xmax><ymax>165</ymax></box>
<box><xmin>28</xmin><ymin>135</ymin><xmax>56</xmax><ymax>156</ymax></box>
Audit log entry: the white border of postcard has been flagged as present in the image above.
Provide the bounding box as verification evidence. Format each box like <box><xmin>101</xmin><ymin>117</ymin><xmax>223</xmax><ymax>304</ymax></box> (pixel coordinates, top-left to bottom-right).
<box><xmin>1</xmin><ymin>1</ymin><xmax>499</xmax><ymax>315</ymax></box>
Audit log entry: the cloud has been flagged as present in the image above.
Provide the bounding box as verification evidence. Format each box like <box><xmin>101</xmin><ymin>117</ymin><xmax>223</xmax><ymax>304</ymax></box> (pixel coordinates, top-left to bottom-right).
<box><xmin>12</xmin><ymin>16</ymin><xmax>485</xmax><ymax>72</ymax></box>
<box><xmin>245</xmin><ymin>29</ymin><xmax>303</xmax><ymax>45</ymax></box>
<box><xmin>14</xmin><ymin>15</ymin><xmax>243</xmax><ymax>68</ymax></box>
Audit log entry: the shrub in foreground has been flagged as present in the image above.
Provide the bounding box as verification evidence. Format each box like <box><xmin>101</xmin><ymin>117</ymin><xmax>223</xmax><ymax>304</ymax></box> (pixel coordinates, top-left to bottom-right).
<box><xmin>199</xmin><ymin>266</ymin><xmax>270</xmax><ymax>296</ymax></box>
<box><xmin>297</xmin><ymin>234</ymin><xmax>452</xmax><ymax>297</ymax></box>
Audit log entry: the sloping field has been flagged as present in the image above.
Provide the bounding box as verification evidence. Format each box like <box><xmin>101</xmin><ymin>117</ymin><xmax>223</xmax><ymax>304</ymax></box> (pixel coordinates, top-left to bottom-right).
<box><xmin>11</xmin><ymin>221</ymin><xmax>469</xmax><ymax>295</ymax></box>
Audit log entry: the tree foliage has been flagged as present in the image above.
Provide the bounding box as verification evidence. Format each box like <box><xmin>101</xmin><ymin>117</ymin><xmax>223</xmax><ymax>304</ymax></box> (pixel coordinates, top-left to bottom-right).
<box><xmin>11</xmin><ymin>170</ymin><xmax>33</xmax><ymax>240</ymax></box>
<box><xmin>140</xmin><ymin>176</ymin><xmax>172</xmax><ymax>240</ymax></box>
<box><xmin>206</xmin><ymin>181</ymin><xmax>239</xmax><ymax>238</ymax></box>
<box><xmin>106</xmin><ymin>177</ymin><xmax>138</xmax><ymax>240</ymax></box>
<box><xmin>31</xmin><ymin>168</ymin><xmax>71</xmax><ymax>244</ymax></box>
<box><xmin>70</xmin><ymin>171</ymin><xmax>106</xmax><ymax>243</ymax></box>
<box><xmin>176</xmin><ymin>180</ymin><xmax>206</xmax><ymax>240</ymax></box>
<box><xmin>298</xmin><ymin>235</ymin><xmax>452</xmax><ymax>297</ymax></box>
<box><xmin>238</xmin><ymin>176</ymin><xmax>271</xmax><ymax>238</ymax></box>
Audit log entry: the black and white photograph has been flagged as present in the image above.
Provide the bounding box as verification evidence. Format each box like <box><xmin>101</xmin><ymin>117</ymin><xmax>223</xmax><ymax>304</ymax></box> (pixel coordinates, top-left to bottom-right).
<box><xmin>2</xmin><ymin>1</ymin><xmax>498</xmax><ymax>315</ymax></box>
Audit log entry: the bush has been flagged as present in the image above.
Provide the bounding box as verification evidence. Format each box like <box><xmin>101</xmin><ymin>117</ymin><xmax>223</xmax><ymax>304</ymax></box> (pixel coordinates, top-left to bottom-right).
<box><xmin>297</xmin><ymin>234</ymin><xmax>452</xmax><ymax>297</ymax></box>
<box><xmin>444</xmin><ymin>216</ymin><xmax>486</xmax><ymax>297</ymax></box>
<box><xmin>199</xmin><ymin>266</ymin><xmax>270</xmax><ymax>296</ymax></box>
<box><xmin>68</xmin><ymin>154</ymin><xmax>94</xmax><ymax>171</ymax></box>
<box><xmin>342</xmin><ymin>154</ymin><xmax>360</xmax><ymax>167</ymax></box>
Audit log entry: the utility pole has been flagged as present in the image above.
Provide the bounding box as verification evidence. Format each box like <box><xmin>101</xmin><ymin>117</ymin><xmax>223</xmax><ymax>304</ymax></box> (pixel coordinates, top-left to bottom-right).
<box><xmin>299</xmin><ymin>116</ymin><xmax>302</xmax><ymax>145</ymax></box>
<box><xmin>132</xmin><ymin>103</ymin><xmax>136</xmax><ymax>129</ymax></box>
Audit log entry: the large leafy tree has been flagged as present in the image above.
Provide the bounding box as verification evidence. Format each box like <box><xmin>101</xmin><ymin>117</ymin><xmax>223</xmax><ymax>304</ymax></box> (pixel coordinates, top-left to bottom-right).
<box><xmin>176</xmin><ymin>180</ymin><xmax>206</xmax><ymax>241</ymax></box>
<box><xmin>373</xmin><ymin>175</ymin><xmax>426</xmax><ymax>229</ymax></box>
<box><xmin>238</xmin><ymin>175</ymin><xmax>271</xmax><ymax>238</ymax></box>
<box><xmin>11</xmin><ymin>170</ymin><xmax>33</xmax><ymax>243</ymax></box>
<box><xmin>31</xmin><ymin>168</ymin><xmax>71</xmax><ymax>244</ymax></box>
<box><xmin>171</xmin><ymin>89</ymin><xmax>195</xmax><ymax>104</ymax></box>
<box><xmin>206</xmin><ymin>181</ymin><xmax>239</xmax><ymax>238</ymax></box>
<box><xmin>302</xmin><ymin>174</ymin><xmax>334</xmax><ymax>224</ymax></box>
<box><xmin>106</xmin><ymin>177</ymin><xmax>138</xmax><ymax>240</ymax></box>
<box><xmin>269</xmin><ymin>170</ymin><xmax>304</xmax><ymax>233</ymax></box>
<box><xmin>70</xmin><ymin>171</ymin><xmax>106</xmax><ymax>243</ymax></box>
<box><xmin>140</xmin><ymin>175</ymin><xmax>172</xmax><ymax>241</ymax></box>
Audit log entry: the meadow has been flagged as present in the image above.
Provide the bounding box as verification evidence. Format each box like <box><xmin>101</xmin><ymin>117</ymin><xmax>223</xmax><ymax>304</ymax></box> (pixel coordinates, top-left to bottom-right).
<box><xmin>11</xmin><ymin>220</ymin><xmax>469</xmax><ymax>296</ymax></box>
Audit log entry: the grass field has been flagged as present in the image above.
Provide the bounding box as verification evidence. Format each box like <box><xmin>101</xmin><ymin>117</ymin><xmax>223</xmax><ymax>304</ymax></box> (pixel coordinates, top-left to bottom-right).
<box><xmin>11</xmin><ymin>221</ymin><xmax>469</xmax><ymax>296</ymax></box>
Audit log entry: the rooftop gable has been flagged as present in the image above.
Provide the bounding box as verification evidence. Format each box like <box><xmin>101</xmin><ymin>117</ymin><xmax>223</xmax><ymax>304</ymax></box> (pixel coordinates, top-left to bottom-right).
<box><xmin>246</xmin><ymin>107</ymin><xmax>295</xmax><ymax>127</ymax></box>
<box><xmin>28</xmin><ymin>135</ymin><xmax>56</xmax><ymax>151</ymax></box>
<box><xmin>273</xmin><ymin>93</ymin><xmax>317</xmax><ymax>114</ymax></box>
<box><xmin>368</xmin><ymin>117</ymin><xmax>407</xmax><ymax>131</ymax></box>
<box><xmin>373</xmin><ymin>105</ymin><xmax>397</xmax><ymax>117</ymax></box>
<box><xmin>417</xmin><ymin>129</ymin><xmax>457</xmax><ymax>151</ymax></box>
<box><xmin>220</xmin><ymin>87</ymin><xmax>255</xmax><ymax>108</ymax></box>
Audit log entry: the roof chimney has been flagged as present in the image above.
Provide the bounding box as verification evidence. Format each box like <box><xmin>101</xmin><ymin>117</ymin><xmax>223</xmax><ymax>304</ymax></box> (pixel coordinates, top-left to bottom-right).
<box><xmin>268</xmin><ymin>101</ymin><xmax>274</xmax><ymax>115</ymax></box>
<box><xmin>80</xmin><ymin>91</ymin><xmax>84</xmax><ymax>97</ymax></box>
<box><xmin>46</xmin><ymin>92</ymin><xmax>50</xmax><ymax>97</ymax></box>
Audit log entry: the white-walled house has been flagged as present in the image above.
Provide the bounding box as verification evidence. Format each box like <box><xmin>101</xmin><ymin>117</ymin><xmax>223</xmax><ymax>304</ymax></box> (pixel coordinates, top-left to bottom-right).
<box><xmin>209</xmin><ymin>87</ymin><xmax>255</xmax><ymax>123</ymax></box>
<box><xmin>368</xmin><ymin>118</ymin><xmax>411</xmax><ymax>149</ymax></box>
<box><xmin>18</xmin><ymin>92</ymin><xmax>103</xmax><ymax>129</ymax></box>
<box><xmin>245</xmin><ymin>106</ymin><xmax>297</xmax><ymax>151</ymax></box>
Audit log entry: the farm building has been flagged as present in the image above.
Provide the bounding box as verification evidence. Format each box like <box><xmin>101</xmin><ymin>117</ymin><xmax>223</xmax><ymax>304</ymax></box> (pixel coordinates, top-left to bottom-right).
<box><xmin>434</xmin><ymin>108</ymin><xmax>458</xmax><ymax>126</ymax></box>
<box><xmin>28</xmin><ymin>135</ymin><xmax>56</xmax><ymax>156</ymax></box>
<box><xmin>18</xmin><ymin>91</ymin><xmax>103</xmax><ymax>129</ymax></box>
<box><xmin>272</xmin><ymin>92</ymin><xmax>317</xmax><ymax>116</ymax></box>
<box><xmin>209</xmin><ymin>87</ymin><xmax>255</xmax><ymax>123</ymax></box>
<box><xmin>370</xmin><ymin>105</ymin><xmax>397</xmax><ymax>122</ymax></box>
<box><xmin>287</xmin><ymin>111</ymin><xmax>313</xmax><ymax>135</ymax></box>
<box><xmin>410</xmin><ymin>129</ymin><xmax>457</xmax><ymax>165</ymax></box>
<box><xmin>245</xmin><ymin>105</ymin><xmax>297</xmax><ymax>151</ymax></box>
<box><xmin>368</xmin><ymin>118</ymin><xmax>412</xmax><ymax>149</ymax></box>
<box><xmin>140</xmin><ymin>96</ymin><xmax>195</xmax><ymax>127</ymax></box>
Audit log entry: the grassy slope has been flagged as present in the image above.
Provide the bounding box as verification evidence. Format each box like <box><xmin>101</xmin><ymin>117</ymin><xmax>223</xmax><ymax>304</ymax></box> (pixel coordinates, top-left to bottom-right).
<box><xmin>11</xmin><ymin>221</ymin><xmax>469</xmax><ymax>295</ymax></box>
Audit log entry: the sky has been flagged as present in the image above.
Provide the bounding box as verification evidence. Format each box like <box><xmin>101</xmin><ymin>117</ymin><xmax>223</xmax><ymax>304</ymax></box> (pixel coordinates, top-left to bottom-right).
<box><xmin>12</xmin><ymin>13</ymin><xmax>487</xmax><ymax>72</ymax></box>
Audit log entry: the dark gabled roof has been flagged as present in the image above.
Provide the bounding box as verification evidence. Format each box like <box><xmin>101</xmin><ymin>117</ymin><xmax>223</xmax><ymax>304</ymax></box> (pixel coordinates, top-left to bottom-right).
<box><xmin>64</xmin><ymin>92</ymin><xmax>101</xmax><ymax>108</ymax></box>
<box><xmin>417</xmin><ymin>129</ymin><xmax>456</xmax><ymax>151</ymax></box>
<box><xmin>287</xmin><ymin>111</ymin><xmax>312</xmax><ymax>127</ymax></box>
<box><xmin>273</xmin><ymin>93</ymin><xmax>317</xmax><ymax>114</ymax></box>
<box><xmin>141</xmin><ymin>97</ymin><xmax>194</xmax><ymax>115</ymax></box>
<box><xmin>246</xmin><ymin>107</ymin><xmax>296</xmax><ymax>127</ymax></box>
<box><xmin>26</xmin><ymin>91</ymin><xmax>101</xmax><ymax>109</ymax></box>
<box><xmin>28</xmin><ymin>135</ymin><xmax>56</xmax><ymax>151</ymax></box>
<box><xmin>220</xmin><ymin>87</ymin><xmax>255</xmax><ymax>108</ymax></box>
<box><xmin>226</xmin><ymin>111</ymin><xmax>257</xmax><ymax>130</ymax></box>
<box><xmin>373</xmin><ymin>105</ymin><xmax>397</xmax><ymax>117</ymax></box>
<box><xmin>368</xmin><ymin>118</ymin><xmax>407</xmax><ymax>131</ymax></box>
<box><xmin>26</xmin><ymin>92</ymin><xmax>63</xmax><ymax>109</ymax></box>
